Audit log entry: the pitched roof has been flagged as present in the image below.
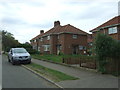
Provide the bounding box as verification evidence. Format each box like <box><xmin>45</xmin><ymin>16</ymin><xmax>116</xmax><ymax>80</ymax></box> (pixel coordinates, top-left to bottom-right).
<box><xmin>31</xmin><ymin>23</ymin><xmax>88</xmax><ymax>40</ymax></box>
<box><xmin>90</xmin><ymin>15</ymin><xmax>120</xmax><ymax>32</ymax></box>
<box><xmin>31</xmin><ymin>33</ymin><xmax>45</xmax><ymax>40</ymax></box>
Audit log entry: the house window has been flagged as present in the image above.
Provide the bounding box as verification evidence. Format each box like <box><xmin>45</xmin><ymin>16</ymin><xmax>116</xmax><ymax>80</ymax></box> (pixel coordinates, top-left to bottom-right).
<box><xmin>83</xmin><ymin>46</ymin><xmax>86</xmax><ymax>50</ymax></box>
<box><xmin>79</xmin><ymin>46</ymin><xmax>83</xmax><ymax>50</ymax></box>
<box><xmin>40</xmin><ymin>38</ymin><xmax>43</xmax><ymax>41</ymax></box>
<box><xmin>73</xmin><ymin>34</ymin><xmax>77</xmax><ymax>39</ymax></box>
<box><xmin>89</xmin><ymin>42</ymin><xmax>93</xmax><ymax>46</ymax></box>
<box><xmin>108</xmin><ymin>27</ymin><xmax>117</xmax><ymax>34</ymax></box>
<box><xmin>43</xmin><ymin>45</ymin><xmax>50</xmax><ymax>51</ymax></box>
<box><xmin>38</xmin><ymin>47</ymin><xmax>40</xmax><ymax>51</ymax></box>
<box><xmin>58</xmin><ymin>35</ymin><xmax>60</xmax><ymax>39</ymax></box>
<box><xmin>33</xmin><ymin>45</ymin><xmax>37</xmax><ymax>50</ymax></box>
<box><xmin>47</xmin><ymin>36</ymin><xmax>50</xmax><ymax>40</ymax></box>
<box><xmin>34</xmin><ymin>40</ymin><xmax>36</xmax><ymax>42</ymax></box>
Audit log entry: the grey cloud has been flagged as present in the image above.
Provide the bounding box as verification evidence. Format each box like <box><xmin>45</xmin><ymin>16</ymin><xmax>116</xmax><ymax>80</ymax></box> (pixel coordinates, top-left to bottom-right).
<box><xmin>60</xmin><ymin>2</ymin><xmax>117</xmax><ymax>21</ymax></box>
<box><xmin>78</xmin><ymin>2</ymin><xmax>117</xmax><ymax>19</ymax></box>
<box><xmin>1</xmin><ymin>17</ymin><xmax>27</xmax><ymax>25</ymax></box>
<box><xmin>118</xmin><ymin>1</ymin><xmax>120</xmax><ymax>15</ymax></box>
<box><xmin>30</xmin><ymin>22</ymin><xmax>52</xmax><ymax>29</ymax></box>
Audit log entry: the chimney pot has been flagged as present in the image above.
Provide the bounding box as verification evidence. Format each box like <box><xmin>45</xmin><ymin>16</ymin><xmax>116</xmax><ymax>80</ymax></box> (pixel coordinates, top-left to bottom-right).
<box><xmin>54</xmin><ymin>21</ymin><xmax>60</xmax><ymax>27</ymax></box>
<box><xmin>40</xmin><ymin>30</ymin><xmax>44</xmax><ymax>34</ymax></box>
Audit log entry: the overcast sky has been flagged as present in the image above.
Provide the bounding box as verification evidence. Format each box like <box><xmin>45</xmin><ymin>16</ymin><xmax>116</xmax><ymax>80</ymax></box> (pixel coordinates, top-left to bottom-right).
<box><xmin>0</xmin><ymin>0</ymin><xmax>119</xmax><ymax>43</ymax></box>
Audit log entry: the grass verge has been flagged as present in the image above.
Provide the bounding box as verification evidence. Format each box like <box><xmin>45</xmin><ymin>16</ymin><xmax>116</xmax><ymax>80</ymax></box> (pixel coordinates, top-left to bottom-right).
<box><xmin>31</xmin><ymin>54</ymin><xmax>95</xmax><ymax>63</ymax></box>
<box><xmin>31</xmin><ymin>54</ymin><xmax>63</xmax><ymax>63</ymax></box>
<box><xmin>25</xmin><ymin>62</ymin><xmax>79</xmax><ymax>82</ymax></box>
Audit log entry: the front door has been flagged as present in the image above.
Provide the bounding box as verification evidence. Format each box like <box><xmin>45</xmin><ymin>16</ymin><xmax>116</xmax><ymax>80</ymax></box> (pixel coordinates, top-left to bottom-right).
<box><xmin>72</xmin><ymin>45</ymin><xmax>78</xmax><ymax>54</ymax></box>
<box><xmin>57</xmin><ymin>44</ymin><xmax>61</xmax><ymax>55</ymax></box>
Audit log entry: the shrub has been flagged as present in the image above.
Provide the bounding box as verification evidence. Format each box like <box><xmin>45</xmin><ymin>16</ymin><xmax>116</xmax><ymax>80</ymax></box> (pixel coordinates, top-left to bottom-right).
<box><xmin>94</xmin><ymin>33</ymin><xmax>120</xmax><ymax>75</ymax></box>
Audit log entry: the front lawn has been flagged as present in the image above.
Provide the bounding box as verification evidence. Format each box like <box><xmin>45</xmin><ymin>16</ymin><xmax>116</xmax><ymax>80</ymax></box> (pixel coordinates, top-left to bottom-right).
<box><xmin>25</xmin><ymin>63</ymin><xmax>79</xmax><ymax>82</ymax></box>
<box><xmin>31</xmin><ymin>54</ymin><xmax>95</xmax><ymax>63</ymax></box>
<box><xmin>31</xmin><ymin>54</ymin><xmax>63</xmax><ymax>63</ymax></box>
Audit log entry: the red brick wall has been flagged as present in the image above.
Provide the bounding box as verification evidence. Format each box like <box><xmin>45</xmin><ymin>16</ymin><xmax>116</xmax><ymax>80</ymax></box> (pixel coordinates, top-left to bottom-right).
<box><xmin>92</xmin><ymin>25</ymin><xmax>120</xmax><ymax>41</ymax></box>
<box><xmin>50</xmin><ymin>35</ymin><xmax>58</xmax><ymax>54</ymax></box>
<box><xmin>60</xmin><ymin>34</ymin><xmax>87</xmax><ymax>54</ymax></box>
<box><xmin>33</xmin><ymin>33</ymin><xmax>88</xmax><ymax>55</ymax></box>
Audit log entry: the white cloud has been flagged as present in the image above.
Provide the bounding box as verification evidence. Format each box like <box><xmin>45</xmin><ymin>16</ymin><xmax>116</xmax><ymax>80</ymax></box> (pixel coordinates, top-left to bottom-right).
<box><xmin>0</xmin><ymin>0</ymin><xmax>119</xmax><ymax>43</ymax></box>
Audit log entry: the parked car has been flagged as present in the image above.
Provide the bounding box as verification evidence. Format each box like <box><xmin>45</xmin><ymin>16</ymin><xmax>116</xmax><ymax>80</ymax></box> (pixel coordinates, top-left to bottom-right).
<box><xmin>8</xmin><ymin>48</ymin><xmax>31</xmax><ymax>65</ymax></box>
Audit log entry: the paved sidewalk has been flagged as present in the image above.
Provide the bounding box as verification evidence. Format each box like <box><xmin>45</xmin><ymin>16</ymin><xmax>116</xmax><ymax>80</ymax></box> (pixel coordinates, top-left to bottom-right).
<box><xmin>31</xmin><ymin>58</ymin><xmax>119</xmax><ymax>88</ymax></box>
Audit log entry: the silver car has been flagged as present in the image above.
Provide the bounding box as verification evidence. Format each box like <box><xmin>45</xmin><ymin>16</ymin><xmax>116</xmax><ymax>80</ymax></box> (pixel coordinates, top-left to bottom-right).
<box><xmin>8</xmin><ymin>48</ymin><xmax>31</xmax><ymax>65</ymax></box>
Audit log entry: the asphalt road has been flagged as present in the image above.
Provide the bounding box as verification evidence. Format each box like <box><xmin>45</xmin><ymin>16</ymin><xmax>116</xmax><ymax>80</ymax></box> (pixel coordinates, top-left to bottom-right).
<box><xmin>2</xmin><ymin>55</ymin><xmax>58</xmax><ymax>88</ymax></box>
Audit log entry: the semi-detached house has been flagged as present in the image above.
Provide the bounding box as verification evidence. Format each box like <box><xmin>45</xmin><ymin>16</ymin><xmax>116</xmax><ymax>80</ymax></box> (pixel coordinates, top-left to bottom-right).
<box><xmin>30</xmin><ymin>21</ymin><xmax>89</xmax><ymax>55</ymax></box>
<box><xmin>90</xmin><ymin>15</ymin><xmax>120</xmax><ymax>41</ymax></box>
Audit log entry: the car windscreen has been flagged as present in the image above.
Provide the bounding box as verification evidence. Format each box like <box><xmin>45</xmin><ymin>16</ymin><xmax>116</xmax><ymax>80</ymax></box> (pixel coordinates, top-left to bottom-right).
<box><xmin>13</xmin><ymin>49</ymin><xmax>27</xmax><ymax>53</ymax></box>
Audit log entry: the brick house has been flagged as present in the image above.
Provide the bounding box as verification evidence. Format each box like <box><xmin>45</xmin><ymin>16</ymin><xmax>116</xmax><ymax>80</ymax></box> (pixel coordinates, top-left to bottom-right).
<box><xmin>30</xmin><ymin>21</ymin><xmax>89</xmax><ymax>55</ymax></box>
<box><xmin>90</xmin><ymin>15</ymin><xmax>120</xmax><ymax>41</ymax></box>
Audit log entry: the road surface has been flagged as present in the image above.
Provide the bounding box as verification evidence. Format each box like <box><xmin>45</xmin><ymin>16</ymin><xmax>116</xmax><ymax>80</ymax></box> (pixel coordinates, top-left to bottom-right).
<box><xmin>2</xmin><ymin>55</ymin><xmax>58</xmax><ymax>88</ymax></box>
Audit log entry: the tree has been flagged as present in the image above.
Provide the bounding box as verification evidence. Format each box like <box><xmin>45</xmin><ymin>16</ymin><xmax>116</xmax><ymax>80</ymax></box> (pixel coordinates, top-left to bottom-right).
<box><xmin>94</xmin><ymin>33</ymin><xmax>120</xmax><ymax>74</ymax></box>
<box><xmin>2</xmin><ymin>30</ymin><xmax>19</xmax><ymax>52</ymax></box>
<box><xmin>17</xmin><ymin>42</ymin><xmax>38</xmax><ymax>54</ymax></box>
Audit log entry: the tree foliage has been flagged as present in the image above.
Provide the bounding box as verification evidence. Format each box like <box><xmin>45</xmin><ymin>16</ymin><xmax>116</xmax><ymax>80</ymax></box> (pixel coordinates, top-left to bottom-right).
<box><xmin>2</xmin><ymin>30</ymin><xmax>19</xmax><ymax>52</ymax></box>
<box><xmin>17</xmin><ymin>42</ymin><xmax>39</xmax><ymax>54</ymax></box>
<box><xmin>94</xmin><ymin>33</ymin><xmax>120</xmax><ymax>74</ymax></box>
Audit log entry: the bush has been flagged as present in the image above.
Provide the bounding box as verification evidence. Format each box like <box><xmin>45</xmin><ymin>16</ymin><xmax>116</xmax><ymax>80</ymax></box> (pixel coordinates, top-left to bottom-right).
<box><xmin>26</xmin><ymin>48</ymin><xmax>40</xmax><ymax>54</ymax></box>
<box><xmin>94</xmin><ymin>33</ymin><xmax>120</xmax><ymax>75</ymax></box>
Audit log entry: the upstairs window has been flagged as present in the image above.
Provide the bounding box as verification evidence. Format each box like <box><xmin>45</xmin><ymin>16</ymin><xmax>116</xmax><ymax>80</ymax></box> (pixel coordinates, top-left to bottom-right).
<box><xmin>108</xmin><ymin>27</ymin><xmax>117</xmax><ymax>34</ymax></box>
<box><xmin>47</xmin><ymin>36</ymin><xmax>50</xmax><ymax>40</ymax></box>
<box><xmin>73</xmin><ymin>34</ymin><xmax>77</xmax><ymax>39</ymax></box>
<box><xmin>58</xmin><ymin>35</ymin><xmax>60</xmax><ymax>39</ymax></box>
<box><xmin>40</xmin><ymin>38</ymin><xmax>43</xmax><ymax>41</ymax></box>
<box><xmin>34</xmin><ymin>39</ymin><xmax>37</xmax><ymax>42</ymax></box>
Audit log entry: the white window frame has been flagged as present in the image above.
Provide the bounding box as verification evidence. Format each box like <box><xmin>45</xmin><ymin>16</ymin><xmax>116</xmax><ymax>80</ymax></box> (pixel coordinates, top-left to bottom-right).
<box><xmin>40</xmin><ymin>38</ymin><xmax>43</xmax><ymax>41</ymax></box>
<box><xmin>33</xmin><ymin>45</ymin><xmax>37</xmax><ymax>50</ymax></box>
<box><xmin>79</xmin><ymin>46</ymin><xmax>83</xmax><ymax>50</ymax></box>
<box><xmin>44</xmin><ymin>45</ymin><xmax>50</xmax><ymax>51</ymax></box>
<box><xmin>73</xmin><ymin>34</ymin><xmax>77</xmax><ymax>39</ymax></box>
<box><xmin>108</xmin><ymin>27</ymin><xmax>117</xmax><ymax>34</ymax></box>
<box><xmin>58</xmin><ymin>35</ymin><xmax>60</xmax><ymax>39</ymax></box>
<box><xmin>38</xmin><ymin>46</ymin><xmax>40</xmax><ymax>51</ymax></box>
<box><xmin>47</xmin><ymin>36</ymin><xmax>50</xmax><ymax>40</ymax></box>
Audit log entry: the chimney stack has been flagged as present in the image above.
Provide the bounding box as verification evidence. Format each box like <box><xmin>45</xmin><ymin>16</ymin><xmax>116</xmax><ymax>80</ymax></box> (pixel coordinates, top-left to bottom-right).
<box><xmin>40</xmin><ymin>30</ymin><xmax>44</xmax><ymax>34</ymax></box>
<box><xmin>54</xmin><ymin>21</ymin><xmax>60</xmax><ymax>27</ymax></box>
